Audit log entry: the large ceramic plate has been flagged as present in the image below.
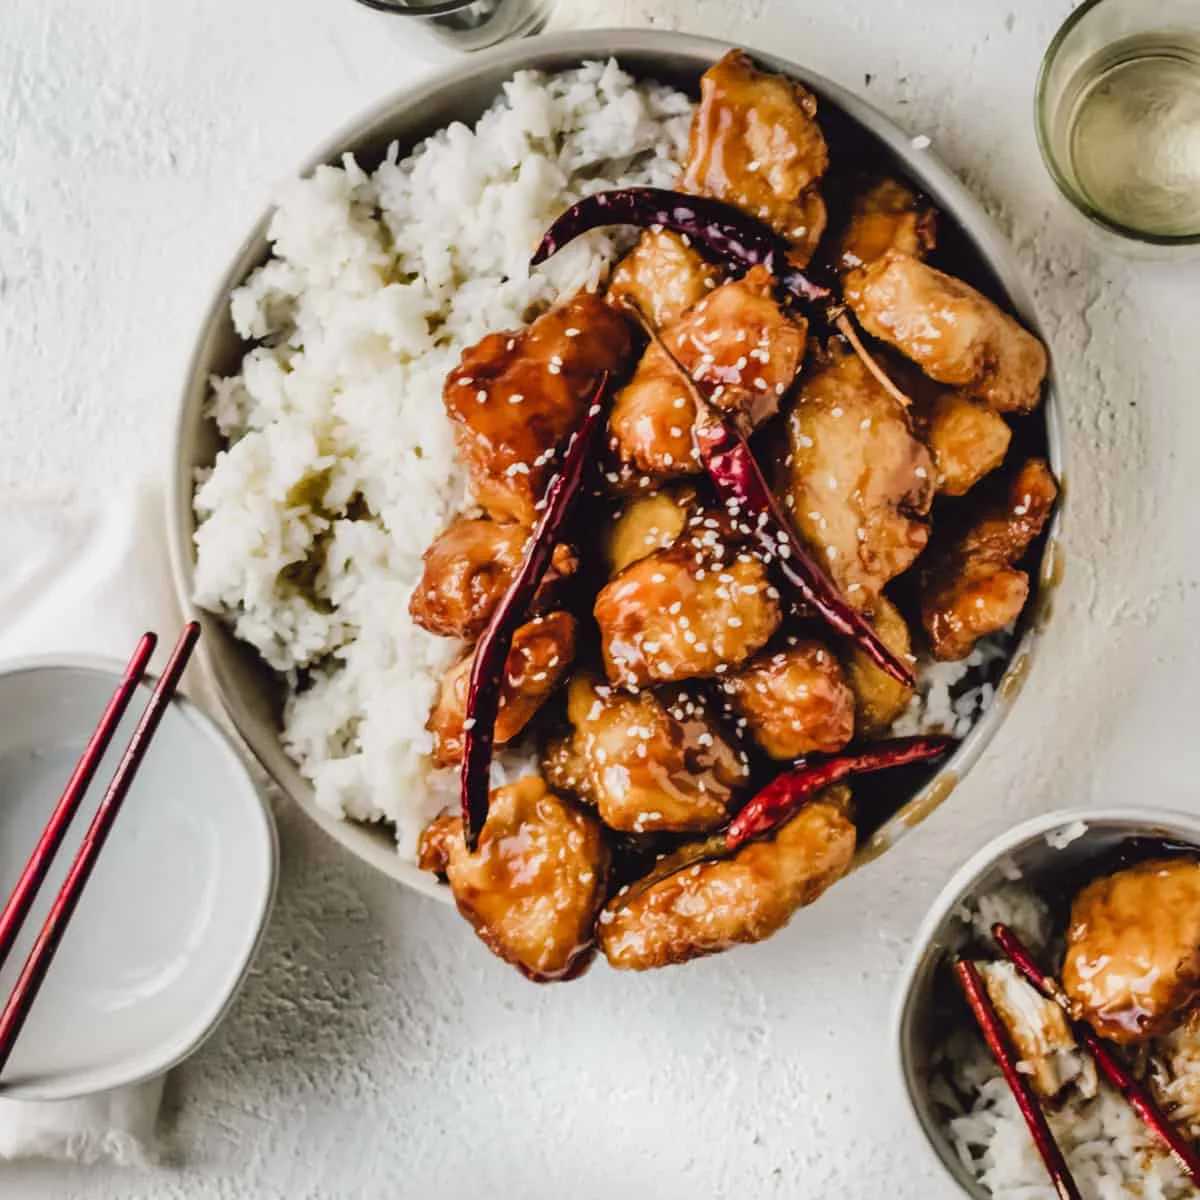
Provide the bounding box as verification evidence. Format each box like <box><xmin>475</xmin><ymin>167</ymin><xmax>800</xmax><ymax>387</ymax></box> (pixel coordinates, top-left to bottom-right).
<box><xmin>168</xmin><ymin>29</ymin><xmax>1066</xmax><ymax>901</ymax></box>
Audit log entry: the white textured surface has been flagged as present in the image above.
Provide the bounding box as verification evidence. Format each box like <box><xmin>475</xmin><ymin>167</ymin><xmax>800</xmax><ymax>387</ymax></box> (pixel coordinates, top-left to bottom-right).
<box><xmin>2</xmin><ymin>0</ymin><xmax>1199</xmax><ymax>1195</ymax></box>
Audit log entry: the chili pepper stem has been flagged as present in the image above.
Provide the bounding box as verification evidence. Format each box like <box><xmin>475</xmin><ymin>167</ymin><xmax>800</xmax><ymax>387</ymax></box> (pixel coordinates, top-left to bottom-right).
<box><xmin>831</xmin><ymin>311</ymin><xmax>912</xmax><ymax>411</ymax></box>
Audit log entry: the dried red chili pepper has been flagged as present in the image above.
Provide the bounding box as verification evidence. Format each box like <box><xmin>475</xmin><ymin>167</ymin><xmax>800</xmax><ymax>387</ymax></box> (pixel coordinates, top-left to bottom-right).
<box><xmin>616</xmin><ymin>300</ymin><xmax>915</xmax><ymax>689</ymax></box>
<box><xmin>953</xmin><ymin>957</ymin><xmax>1083</xmax><ymax>1200</ymax></box>
<box><xmin>607</xmin><ymin>736</ymin><xmax>954</xmax><ymax>913</ymax></box>
<box><xmin>531</xmin><ymin>187</ymin><xmax>830</xmax><ymax>305</ymax></box>
<box><xmin>460</xmin><ymin>373</ymin><xmax>611</xmax><ymax>851</ymax></box>
<box><xmin>693</xmin><ymin>415</ymin><xmax>916</xmax><ymax>688</ymax></box>
<box><xmin>992</xmin><ymin>923</ymin><xmax>1200</xmax><ymax>1185</ymax></box>
<box><xmin>725</xmin><ymin>735</ymin><xmax>952</xmax><ymax>849</ymax></box>
<box><xmin>535</xmin><ymin>187</ymin><xmax>913</xmax><ymax>412</ymax></box>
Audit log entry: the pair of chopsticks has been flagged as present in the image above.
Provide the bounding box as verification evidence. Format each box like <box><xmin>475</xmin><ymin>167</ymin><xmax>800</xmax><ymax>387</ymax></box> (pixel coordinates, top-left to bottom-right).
<box><xmin>0</xmin><ymin>624</ymin><xmax>200</xmax><ymax>1081</ymax></box>
<box><xmin>954</xmin><ymin>923</ymin><xmax>1200</xmax><ymax>1200</ymax></box>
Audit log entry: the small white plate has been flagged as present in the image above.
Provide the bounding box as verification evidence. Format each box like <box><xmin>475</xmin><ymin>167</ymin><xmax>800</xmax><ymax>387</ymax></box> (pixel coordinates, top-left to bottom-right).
<box><xmin>0</xmin><ymin>656</ymin><xmax>277</xmax><ymax>1100</ymax></box>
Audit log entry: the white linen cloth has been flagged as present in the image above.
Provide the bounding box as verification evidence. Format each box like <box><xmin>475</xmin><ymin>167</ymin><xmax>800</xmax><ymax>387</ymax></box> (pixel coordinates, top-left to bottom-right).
<box><xmin>0</xmin><ymin>484</ymin><xmax>197</xmax><ymax>1165</ymax></box>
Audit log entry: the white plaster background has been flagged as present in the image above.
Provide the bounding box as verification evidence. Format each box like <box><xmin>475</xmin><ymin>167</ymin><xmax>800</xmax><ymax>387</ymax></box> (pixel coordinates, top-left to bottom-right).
<box><xmin>2</xmin><ymin>0</ymin><xmax>1198</xmax><ymax>1195</ymax></box>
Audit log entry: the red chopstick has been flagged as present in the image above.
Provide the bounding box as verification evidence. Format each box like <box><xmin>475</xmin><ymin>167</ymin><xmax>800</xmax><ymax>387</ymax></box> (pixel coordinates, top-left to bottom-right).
<box><xmin>0</xmin><ymin>633</ymin><xmax>158</xmax><ymax>975</ymax></box>
<box><xmin>0</xmin><ymin>623</ymin><xmax>201</xmax><ymax>1080</ymax></box>
<box><xmin>952</xmin><ymin>957</ymin><xmax>1083</xmax><ymax>1200</ymax></box>
<box><xmin>992</xmin><ymin>922</ymin><xmax>1200</xmax><ymax>1184</ymax></box>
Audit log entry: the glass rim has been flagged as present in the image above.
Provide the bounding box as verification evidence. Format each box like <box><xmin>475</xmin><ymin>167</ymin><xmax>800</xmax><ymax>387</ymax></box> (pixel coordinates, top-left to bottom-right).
<box><xmin>1034</xmin><ymin>0</ymin><xmax>1200</xmax><ymax>247</ymax></box>
<box><xmin>350</xmin><ymin>0</ymin><xmax>483</xmax><ymax>17</ymax></box>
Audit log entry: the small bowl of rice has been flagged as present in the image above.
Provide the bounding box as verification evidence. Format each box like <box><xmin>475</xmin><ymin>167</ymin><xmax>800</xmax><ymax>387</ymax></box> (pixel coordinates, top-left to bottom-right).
<box><xmin>893</xmin><ymin>807</ymin><xmax>1200</xmax><ymax>1199</ymax></box>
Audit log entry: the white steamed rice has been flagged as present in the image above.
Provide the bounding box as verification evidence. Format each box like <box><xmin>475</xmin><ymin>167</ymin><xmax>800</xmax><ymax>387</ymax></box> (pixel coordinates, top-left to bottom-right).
<box><xmin>192</xmin><ymin>59</ymin><xmax>1007</xmax><ymax>862</ymax></box>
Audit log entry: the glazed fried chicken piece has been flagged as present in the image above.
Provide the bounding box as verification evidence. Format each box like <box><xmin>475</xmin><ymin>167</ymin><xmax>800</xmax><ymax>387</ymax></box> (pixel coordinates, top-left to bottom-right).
<box><xmin>843</xmin><ymin>251</ymin><xmax>1047</xmax><ymax>414</ymax></box>
<box><xmin>594</xmin><ymin>521</ymin><xmax>781</xmax><ymax>688</ymax></box>
<box><xmin>978</xmin><ymin>961</ymin><xmax>1095</xmax><ymax>1101</ymax></box>
<box><xmin>427</xmin><ymin>611</ymin><xmax>577</xmax><ymax>766</ymax></box>
<box><xmin>837</xmin><ymin>176</ymin><xmax>936</xmax><ymax>274</ymax></box>
<box><xmin>444</xmin><ymin>293</ymin><xmax>632</xmax><ymax>524</ymax></box>
<box><xmin>543</xmin><ymin>672</ymin><xmax>749</xmax><ymax>834</ymax></box>
<box><xmin>607</xmin><ymin>230</ymin><xmax>721</xmax><ymax>329</ymax></box>
<box><xmin>609</xmin><ymin>267</ymin><xmax>806</xmax><ymax>482</ymax></box>
<box><xmin>683</xmin><ymin>49</ymin><xmax>830</xmax><ymax>264</ymax></box>
<box><xmin>599</xmin><ymin>786</ymin><xmax>856</xmax><ymax>970</ymax></box>
<box><xmin>409</xmin><ymin>516</ymin><xmax>576</xmax><ymax>641</ymax></box>
<box><xmin>782</xmin><ymin>348</ymin><xmax>935</xmax><ymax>610</ymax></box>
<box><xmin>602</xmin><ymin>486</ymin><xmax>699</xmax><ymax>576</ymax></box>
<box><xmin>724</xmin><ymin>640</ymin><xmax>855</xmax><ymax>760</ymax></box>
<box><xmin>913</xmin><ymin>389</ymin><xmax>1012</xmax><ymax>498</ymax></box>
<box><xmin>1062</xmin><ymin>858</ymin><xmax>1200</xmax><ymax>1045</ymax></box>
<box><xmin>418</xmin><ymin>777</ymin><xmax>609</xmax><ymax>982</ymax></box>
<box><xmin>843</xmin><ymin>597</ymin><xmax>915</xmax><ymax>735</ymax></box>
<box><xmin>919</xmin><ymin>458</ymin><xmax>1057</xmax><ymax>661</ymax></box>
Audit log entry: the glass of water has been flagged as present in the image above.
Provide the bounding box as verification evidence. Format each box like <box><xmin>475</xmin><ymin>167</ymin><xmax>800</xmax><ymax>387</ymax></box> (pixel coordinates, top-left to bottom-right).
<box><xmin>351</xmin><ymin>0</ymin><xmax>555</xmax><ymax>53</ymax></box>
<box><xmin>1036</xmin><ymin>0</ymin><xmax>1200</xmax><ymax>245</ymax></box>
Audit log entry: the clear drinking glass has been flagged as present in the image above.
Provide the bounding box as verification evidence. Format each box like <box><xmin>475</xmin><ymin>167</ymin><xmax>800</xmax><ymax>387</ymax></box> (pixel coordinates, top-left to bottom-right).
<box><xmin>1036</xmin><ymin>0</ymin><xmax>1200</xmax><ymax>246</ymax></box>
<box><xmin>351</xmin><ymin>0</ymin><xmax>556</xmax><ymax>54</ymax></box>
